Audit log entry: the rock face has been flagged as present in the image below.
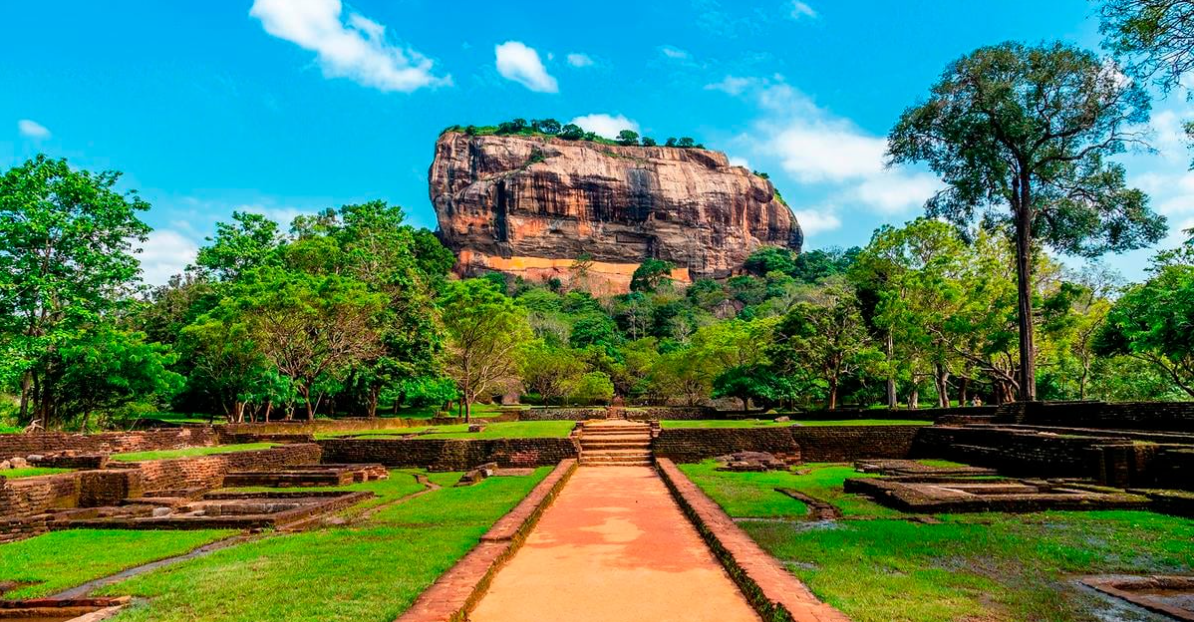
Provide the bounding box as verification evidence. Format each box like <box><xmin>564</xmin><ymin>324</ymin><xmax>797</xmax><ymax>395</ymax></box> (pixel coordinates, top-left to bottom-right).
<box><xmin>430</xmin><ymin>131</ymin><xmax>802</xmax><ymax>293</ymax></box>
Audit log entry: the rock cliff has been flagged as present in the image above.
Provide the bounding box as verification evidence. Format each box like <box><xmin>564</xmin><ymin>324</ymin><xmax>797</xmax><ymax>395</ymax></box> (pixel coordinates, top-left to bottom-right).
<box><xmin>430</xmin><ymin>131</ymin><xmax>802</xmax><ymax>293</ymax></box>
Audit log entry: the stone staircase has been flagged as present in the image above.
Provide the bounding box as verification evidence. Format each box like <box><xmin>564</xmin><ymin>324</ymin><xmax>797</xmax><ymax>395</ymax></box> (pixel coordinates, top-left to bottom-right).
<box><xmin>577</xmin><ymin>420</ymin><xmax>653</xmax><ymax>467</ymax></box>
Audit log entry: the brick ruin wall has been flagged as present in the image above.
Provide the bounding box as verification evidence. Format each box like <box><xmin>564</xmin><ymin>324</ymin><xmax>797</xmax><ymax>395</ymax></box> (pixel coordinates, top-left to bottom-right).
<box><xmin>0</xmin><ymin>427</ymin><xmax>218</xmax><ymax>461</ymax></box>
<box><xmin>653</xmin><ymin>425</ymin><xmax>924</xmax><ymax>463</ymax></box>
<box><xmin>994</xmin><ymin>401</ymin><xmax>1194</xmax><ymax>432</ymax></box>
<box><xmin>911</xmin><ymin>427</ymin><xmax>1100</xmax><ymax>478</ymax></box>
<box><xmin>0</xmin><ymin>444</ymin><xmax>322</xmax><ymax>521</ymax></box>
<box><xmin>791</xmin><ymin>405</ymin><xmax>997</xmax><ymax>422</ymax></box>
<box><xmin>317</xmin><ymin>438</ymin><xmax>578</xmax><ymax>471</ymax></box>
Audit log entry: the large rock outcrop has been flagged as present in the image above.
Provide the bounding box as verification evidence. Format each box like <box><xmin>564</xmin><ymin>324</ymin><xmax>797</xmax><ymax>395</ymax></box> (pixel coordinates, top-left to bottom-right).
<box><xmin>430</xmin><ymin>131</ymin><xmax>802</xmax><ymax>293</ymax></box>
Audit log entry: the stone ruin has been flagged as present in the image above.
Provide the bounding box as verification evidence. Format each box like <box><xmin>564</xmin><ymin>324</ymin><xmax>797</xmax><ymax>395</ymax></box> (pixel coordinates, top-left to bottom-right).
<box><xmin>1081</xmin><ymin>575</ymin><xmax>1194</xmax><ymax>621</ymax></box>
<box><xmin>847</xmin><ymin>458</ymin><xmax>1152</xmax><ymax>514</ymax></box>
<box><xmin>0</xmin><ymin>596</ymin><xmax>130</xmax><ymax>622</ymax></box>
<box><xmin>221</xmin><ymin>463</ymin><xmax>387</xmax><ymax>488</ymax></box>
<box><xmin>715</xmin><ymin>451</ymin><xmax>789</xmax><ymax>472</ymax></box>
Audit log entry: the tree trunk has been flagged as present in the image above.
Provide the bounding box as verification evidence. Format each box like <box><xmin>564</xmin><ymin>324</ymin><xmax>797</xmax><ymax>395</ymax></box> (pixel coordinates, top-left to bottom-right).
<box><xmin>264</xmin><ymin>400</ymin><xmax>273</xmax><ymax>422</ymax></box>
<box><xmin>464</xmin><ymin>400</ymin><xmax>471</xmax><ymax>423</ymax></box>
<box><xmin>959</xmin><ymin>377</ymin><xmax>969</xmax><ymax>406</ymax></box>
<box><xmin>827</xmin><ymin>379</ymin><xmax>838</xmax><ymax>410</ymax></box>
<box><xmin>935</xmin><ymin>364</ymin><xmax>950</xmax><ymax>408</ymax></box>
<box><xmin>886</xmin><ymin>331</ymin><xmax>897</xmax><ymax>409</ymax></box>
<box><xmin>1014</xmin><ymin>177</ymin><xmax>1037</xmax><ymax>401</ymax></box>
<box><xmin>909</xmin><ymin>386</ymin><xmax>919</xmax><ymax>410</ymax></box>
<box><xmin>367</xmin><ymin>386</ymin><xmax>379</xmax><ymax>418</ymax></box>
<box><xmin>741</xmin><ymin>396</ymin><xmax>749</xmax><ymax>414</ymax></box>
<box><xmin>18</xmin><ymin>372</ymin><xmax>31</xmax><ymax>423</ymax></box>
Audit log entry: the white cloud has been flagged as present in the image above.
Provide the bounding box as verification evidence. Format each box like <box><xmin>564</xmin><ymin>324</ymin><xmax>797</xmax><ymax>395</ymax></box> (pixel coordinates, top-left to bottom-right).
<box><xmin>249</xmin><ymin>0</ymin><xmax>450</xmax><ymax>93</ymax></box>
<box><xmin>790</xmin><ymin>1</ymin><xmax>817</xmax><ymax>19</ymax></box>
<box><xmin>660</xmin><ymin>45</ymin><xmax>690</xmax><ymax>60</ymax></box>
<box><xmin>566</xmin><ymin>53</ymin><xmax>594</xmax><ymax>68</ymax></box>
<box><xmin>729</xmin><ymin>156</ymin><xmax>751</xmax><ymax>169</ymax></box>
<box><xmin>705</xmin><ymin>75</ymin><xmax>756</xmax><ymax>95</ymax></box>
<box><xmin>724</xmin><ymin>81</ymin><xmax>940</xmax><ymax>214</ymax></box>
<box><xmin>792</xmin><ymin>209</ymin><xmax>841</xmax><ymax>236</ymax></box>
<box><xmin>569</xmin><ymin>114</ymin><xmax>639</xmax><ymax>139</ymax></box>
<box><xmin>137</xmin><ymin>230</ymin><xmax>199</xmax><ymax>285</ymax></box>
<box><xmin>853</xmin><ymin>171</ymin><xmax>942</xmax><ymax>214</ymax></box>
<box><xmin>17</xmin><ymin>119</ymin><xmax>50</xmax><ymax>139</ymax></box>
<box><xmin>495</xmin><ymin>41</ymin><xmax>558</xmax><ymax>93</ymax></box>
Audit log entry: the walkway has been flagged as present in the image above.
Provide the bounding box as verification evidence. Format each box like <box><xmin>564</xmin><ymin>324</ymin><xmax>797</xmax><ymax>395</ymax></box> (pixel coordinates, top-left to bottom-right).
<box><xmin>470</xmin><ymin>466</ymin><xmax>761</xmax><ymax>622</ymax></box>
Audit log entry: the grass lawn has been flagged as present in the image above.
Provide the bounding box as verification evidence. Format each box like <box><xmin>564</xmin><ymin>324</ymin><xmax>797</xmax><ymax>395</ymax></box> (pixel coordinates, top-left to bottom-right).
<box><xmin>0</xmin><ymin>529</ymin><xmax>235</xmax><ymax>599</ymax></box>
<box><xmin>110</xmin><ymin>443</ymin><xmax>277</xmax><ymax>462</ymax></box>
<box><xmin>0</xmin><ymin>425</ymin><xmax>20</xmax><ymax>434</ymax></box>
<box><xmin>660</xmin><ymin>419</ymin><xmax>931</xmax><ymax>428</ymax></box>
<box><xmin>100</xmin><ymin>467</ymin><xmax>550</xmax><ymax>622</ymax></box>
<box><xmin>0</xmin><ymin>467</ymin><xmax>72</xmax><ymax>479</ymax></box>
<box><xmin>317</xmin><ymin>421</ymin><xmax>574</xmax><ymax>440</ymax></box>
<box><xmin>682</xmin><ymin>460</ymin><xmax>1194</xmax><ymax>622</ymax></box>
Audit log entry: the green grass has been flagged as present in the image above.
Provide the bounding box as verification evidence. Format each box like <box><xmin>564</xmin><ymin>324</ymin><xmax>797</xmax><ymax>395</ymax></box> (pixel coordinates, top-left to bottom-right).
<box><xmin>660</xmin><ymin>419</ymin><xmax>931</xmax><ymax>428</ymax></box>
<box><xmin>0</xmin><ymin>425</ymin><xmax>21</xmax><ymax>434</ymax></box>
<box><xmin>0</xmin><ymin>529</ymin><xmax>235</xmax><ymax>599</ymax></box>
<box><xmin>680</xmin><ymin>461</ymin><xmax>897</xmax><ymax>518</ymax></box>
<box><xmin>0</xmin><ymin>467</ymin><xmax>72</xmax><ymax>479</ymax></box>
<box><xmin>110</xmin><ymin>443</ymin><xmax>277</xmax><ymax>462</ymax></box>
<box><xmin>138</xmin><ymin>412</ymin><xmax>219</xmax><ymax>426</ymax></box>
<box><xmin>317</xmin><ymin>421</ymin><xmax>574</xmax><ymax>440</ymax></box>
<box><xmin>682</xmin><ymin>460</ymin><xmax>1194</xmax><ymax>622</ymax></box>
<box><xmin>100</xmin><ymin>468</ymin><xmax>550</xmax><ymax>622</ymax></box>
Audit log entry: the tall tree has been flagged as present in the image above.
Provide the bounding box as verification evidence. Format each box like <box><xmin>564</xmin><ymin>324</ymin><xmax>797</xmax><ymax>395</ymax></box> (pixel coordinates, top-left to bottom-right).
<box><xmin>195</xmin><ymin>211</ymin><xmax>283</xmax><ymax>281</ymax></box>
<box><xmin>440</xmin><ymin>279</ymin><xmax>532</xmax><ymax>419</ymax></box>
<box><xmin>888</xmin><ymin>41</ymin><xmax>1166</xmax><ymax>400</ymax></box>
<box><xmin>0</xmin><ymin>155</ymin><xmax>151</xmax><ymax>427</ymax></box>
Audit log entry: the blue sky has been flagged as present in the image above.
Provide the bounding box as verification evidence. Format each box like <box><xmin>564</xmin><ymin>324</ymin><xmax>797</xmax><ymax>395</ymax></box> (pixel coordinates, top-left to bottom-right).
<box><xmin>3</xmin><ymin>0</ymin><xmax>1191</xmax><ymax>283</ymax></box>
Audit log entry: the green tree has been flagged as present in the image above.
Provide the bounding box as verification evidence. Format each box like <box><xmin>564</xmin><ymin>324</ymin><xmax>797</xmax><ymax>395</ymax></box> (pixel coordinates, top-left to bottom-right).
<box><xmin>559</xmin><ymin>124</ymin><xmax>585</xmax><ymax>140</ymax></box>
<box><xmin>440</xmin><ymin>279</ymin><xmax>532</xmax><ymax>419</ymax></box>
<box><xmin>744</xmin><ymin>247</ymin><xmax>797</xmax><ymax>277</ymax></box>
<box><xmin>712</xmin><ymin>364</ymin><xmax>781</xmax><ymax>413</ymax></box>
<box><xmin>1094</xmin><ymin>258</ymin><xmax>1194</xmax><ymax>398</ymax></box>
<box><xmin>0</xmin><ymin>155</ymin><xmax>152</xmax><ymax>428</ymax></box>
<box><xmin>520</xmin><ymin>343</ymin><xmax>585</xmax><ymax>405</ymax></box>
<box><xmin>888</xmin><ymin>41</ymin><xmax>1166</xmax><ymax>400</ymax></box>
<box><xmin>238</xmin><ymin>270</ymin><xmax>385</xmax><ymax>420</ymax></box>
<box><xmin>195</xmin><ymin>211</ymin><xmax>283</xmax><ymax>281</ymax></box>
<box><xmin>53</xmin><ymin>328</ymin><xmax>183</xmax><ymax>431</ymax></box>
<box><xmin>769</xmin><ymin>287</ymin><xmax>876</xmax><ymax>409</ymax></box>
<box><xmin>569</xmin><ymin>371</ymin><xmax>615</xmax><ymax>404</ymax></box>
<box><xmin>616</xmin><ymin>130</ymin><xmax>640</xmax><ymax>146</ymax></box>
<box><xmin>641</xmin><ymin>136</ymin><xmax>658</xmax><ymax>147</ymax></box>
<box><xmin>630</xmin><ymin>258</ymin><xmax>675</xmax><ymax>292</ymax></box>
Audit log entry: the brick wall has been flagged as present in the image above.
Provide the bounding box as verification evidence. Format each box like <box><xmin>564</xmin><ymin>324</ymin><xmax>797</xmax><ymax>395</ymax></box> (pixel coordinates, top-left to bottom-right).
<box><xmin>317</xmin><ymin>438</ymin><xmax>578</xmax><ymax>471</ymax></box>
<box><xmin>131</xmin><ymin>443</ymin><xmax>322</xmax><ymax>494</ymax></box>
<box><xmin>0</xmin><ymin>472</ymin><xmax>80</xmax><ymax>516</ymax></box>
<box><xmin>994</xmin><ymin>401</ymin><xmax>1194</xmax><ymax>432</ymax></box>
<box><xmin>911</xmin><ymin>426</ymin><xmax>1113</xmax><ymax>478</ymax></box>
<box><xmin>790</xmin><ymin>426</ymin><xmax>924</xmax><ymax>462</ymax></box>
<box><xmin>0</xmin><ymin>427</ymin><xmax>218</xmax><ymax>460</ymax></box>
<box><xmin>518</xmin><ymin>408</ymin><xmax>608</xmax><ymax>421</ymax></box>
<box><xmin>653</xmin><ymin>428</ymin><xmax>802</xmax><ymax>463</ymax></box>
<box><xmin>789</xmin><ymin>405</ymin><xmax>997</xmax><ymax>422</ymax></box>
<box><xmin>0</xmin><ymin>443</ymin><xmax>322</xmax><ymax>520</ymax></box>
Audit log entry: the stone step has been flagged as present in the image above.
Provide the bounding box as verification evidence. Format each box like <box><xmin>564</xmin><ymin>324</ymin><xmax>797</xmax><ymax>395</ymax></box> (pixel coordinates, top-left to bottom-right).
<box><xmin>581</xmin><ymin>435</ymin><xmax>651</xmax><ymax>442</ymax></box>
<box><xmin>580</xmin><ymin>451</ymin><xmax>653</xmax><ymax>461</ymax></box>
<box><xmin>580</xmin><ymin>458</ymin><xmax>654</xmax><ymax>466</ymax></box>
<box><xmin>581</xmin><ymin>441</ymin><xmax>652</xmax><ymax>450</ymax></box>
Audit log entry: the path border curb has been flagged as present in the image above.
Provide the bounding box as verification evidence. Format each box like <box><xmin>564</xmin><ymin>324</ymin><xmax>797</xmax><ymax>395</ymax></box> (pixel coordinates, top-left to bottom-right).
<box><xmin>656</xmin><ymin>458</ymin><xmax>852</xmax><ymax>622</ymax></box>
<box><xmin>395</xmin><ymin>459</ymin><xmax>578</xmax><ymax>622</ymax></box>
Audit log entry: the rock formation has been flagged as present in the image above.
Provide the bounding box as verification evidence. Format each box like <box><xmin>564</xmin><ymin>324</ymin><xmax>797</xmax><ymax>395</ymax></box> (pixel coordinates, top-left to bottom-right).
<box><xmin>430</xmin><ymin>131</ymin><xmax>802</xmax><ymax>293</ymax></box>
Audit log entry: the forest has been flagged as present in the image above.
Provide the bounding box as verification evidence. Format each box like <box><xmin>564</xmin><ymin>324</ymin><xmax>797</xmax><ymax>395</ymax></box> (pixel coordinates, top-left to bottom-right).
<box><xmin>0</xmin><ymin>149</ymin><xmax>1191</xmax><ymax>431</ymax></box>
